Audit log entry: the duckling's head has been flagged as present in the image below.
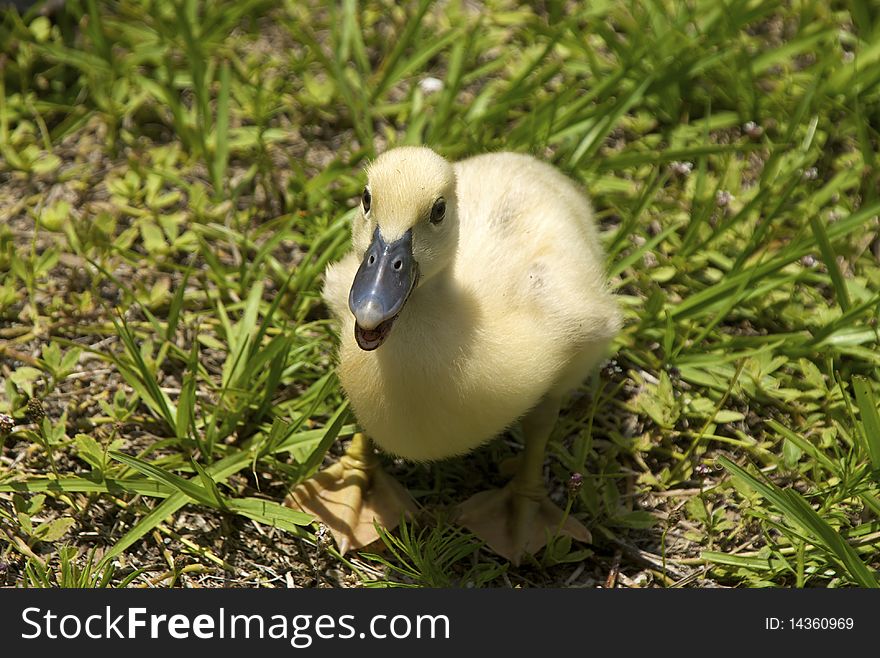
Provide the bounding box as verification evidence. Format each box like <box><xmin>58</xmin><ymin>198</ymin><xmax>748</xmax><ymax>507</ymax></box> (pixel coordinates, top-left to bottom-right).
<box><xmin>349</xmin><ymin>146</ymin><xmax>458</xmax><ymax>351</ymax></box>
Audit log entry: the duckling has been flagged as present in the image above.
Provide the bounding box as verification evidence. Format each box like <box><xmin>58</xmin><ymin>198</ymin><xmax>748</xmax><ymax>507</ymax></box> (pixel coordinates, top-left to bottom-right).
<box><xmin>288</xmin><ymin>146</ymin><xmax>621</xmax><ymax>563</ymax></box>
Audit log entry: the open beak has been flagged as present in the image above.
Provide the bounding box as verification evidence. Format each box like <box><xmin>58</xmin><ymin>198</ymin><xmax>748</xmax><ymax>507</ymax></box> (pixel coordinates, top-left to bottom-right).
<box><xmin>348</xmin><ymin>227</ymin><xmax>419</xmax><ymax>351</ymax></box>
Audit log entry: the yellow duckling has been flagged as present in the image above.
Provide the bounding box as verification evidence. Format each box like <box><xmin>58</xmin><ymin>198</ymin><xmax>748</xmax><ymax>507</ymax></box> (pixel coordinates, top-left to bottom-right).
<box><xmin>289</xmin><ymin>146</ymin><xmax>621</xmax><ymax>564</ymax></box>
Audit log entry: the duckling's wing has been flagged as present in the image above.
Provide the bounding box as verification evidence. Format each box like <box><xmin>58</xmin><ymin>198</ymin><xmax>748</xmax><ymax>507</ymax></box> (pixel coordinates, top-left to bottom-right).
<box><xmin>453</xmin><ymin>152</ymin><xmax>620</xmax><ymax>345</ymax></box>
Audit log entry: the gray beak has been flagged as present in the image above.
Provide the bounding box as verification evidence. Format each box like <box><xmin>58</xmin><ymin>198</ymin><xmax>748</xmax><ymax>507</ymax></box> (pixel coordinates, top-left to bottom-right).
<box><xmin>348</xmin><ymin>227</ymin><xmax>419</xmax><ymax>351</ymax></box>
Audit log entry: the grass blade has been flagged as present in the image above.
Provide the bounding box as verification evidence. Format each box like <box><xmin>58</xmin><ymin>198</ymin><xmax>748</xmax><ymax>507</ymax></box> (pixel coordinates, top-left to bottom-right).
<box><xmin>809</xmin><ymin>214</ymin><xmax>851</xmax><ymax>312</ymax></box>
<box><xmin>719</xmin><ymin>457</ymin><xmax>878</xmax><ymax>588</ymax></box>
<box><xmin>109</xmin><ymin>451</ymin><xmax>218</xmax><ymax>507</ymax></box>
<box><xmin>211</xmin><ymin>59</ymin><xmax>231</xmax><ymax>198</ymax></box>
<box><xmin>852</xmin><ymin>377</ymin><xmax>880</xmax><ymax>474</ymax></box>
<box><xmin>299</xmin><ymin>402</ymin><xmax>351</xmax><ymax>477</ymax></box>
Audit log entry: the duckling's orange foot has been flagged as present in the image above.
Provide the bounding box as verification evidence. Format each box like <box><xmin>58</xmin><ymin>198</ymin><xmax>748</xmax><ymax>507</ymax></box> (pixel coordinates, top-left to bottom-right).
<box><xmin>285</xmin><ymin>436</ymin><xmax>417</xmax><ymax>554</ymax></box>
<box><xmin>455</xmin><ymin>484</ymin><xmax>591</xmax><ymax>565</ymax></box>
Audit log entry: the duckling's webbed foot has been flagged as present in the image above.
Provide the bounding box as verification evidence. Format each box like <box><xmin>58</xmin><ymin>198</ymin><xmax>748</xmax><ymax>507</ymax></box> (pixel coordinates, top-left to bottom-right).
<box><xmin>455</xmin><ymin>394</ymin><xmax>591</xmax><ymax>565</ymax></box>
<box><xmin>456</xmin><ymin>482</ymin><xmax>591</xmax><ymax>565</ymax></box>
<box><xmin>285</xmin><ymin>433</ymin><xmax>417</xmax><ymax>554</ymax></box>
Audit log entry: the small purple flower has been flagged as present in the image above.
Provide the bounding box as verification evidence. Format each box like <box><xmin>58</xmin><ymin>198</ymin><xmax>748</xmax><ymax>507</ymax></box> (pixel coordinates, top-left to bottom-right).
<box><xmin>743</xmin><ymin>121</ymin><xmax>763</xmax><ymax>138</ymax></box>
<box><xmin>715</xmin><ymin>190</ymin><xmax>734</xmax><ymax>207</ymax></box>
<box><xmin>0</xmin><ymin>414</ymin><xmax>13</xmax><ymax>436</ymax></box>
<box><xmin>567</xmin><ymin>472</ymin><xmax>584</xmax><ymax>496</ymax></box>
<box><xmin>695</xmin><ymin>463</ymin><xmax>712</xmax><ymax>478</ymax></box>
<box><xmin>670</xmin><ymin>161</ymin><xmax>693</xmax><ymax>177</ymax></box>
<box><xmin>315</xmin><ymin>523</ymin><xmax>332</xmax><ymax>548</ymax></box>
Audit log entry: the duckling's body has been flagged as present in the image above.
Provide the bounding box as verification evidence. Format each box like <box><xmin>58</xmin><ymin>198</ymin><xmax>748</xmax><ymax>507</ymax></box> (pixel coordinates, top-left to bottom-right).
<box><xmin>326</xmin><ymin>152</ymin><xmax>618</xmax><ymax>460</ymax></box>
<box><xmin>292</xmin><ymin>147</ymin><xmax>620</xmax><ymax>562</ymax></box>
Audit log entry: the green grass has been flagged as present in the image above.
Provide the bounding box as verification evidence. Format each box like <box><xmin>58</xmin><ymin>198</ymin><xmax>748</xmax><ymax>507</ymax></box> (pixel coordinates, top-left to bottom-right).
<box><xmin>1</xmin><ymin>0</ymin><xmax>879</xmax><ymax>588</ymax></box>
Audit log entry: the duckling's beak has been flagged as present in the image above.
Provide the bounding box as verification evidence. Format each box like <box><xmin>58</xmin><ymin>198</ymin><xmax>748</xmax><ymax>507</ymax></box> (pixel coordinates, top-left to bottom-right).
<box><xmin>349</xmin><ymin>227</ymin><xmax>419</xmax><ymax>351</ymax></box>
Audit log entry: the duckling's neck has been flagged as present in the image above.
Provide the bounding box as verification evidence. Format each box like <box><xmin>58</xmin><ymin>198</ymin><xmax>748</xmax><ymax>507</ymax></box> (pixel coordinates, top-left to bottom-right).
<box><xmin>414</xmin><ymin>264</ymin><xmax>452</xmax><ymax>299</ymax></box>
<box><xmin>384</xmin><ymin>264</ymin><xmax>478</xmax><ymax>358</ymax></box>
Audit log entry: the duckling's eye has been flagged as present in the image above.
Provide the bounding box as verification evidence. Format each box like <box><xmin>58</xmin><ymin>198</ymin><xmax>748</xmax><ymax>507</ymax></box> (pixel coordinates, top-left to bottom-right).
<box><xmin>362</xmin><ymin>188</ymin><xmax>371</xmax><ymax>214</ymax></box>
<box><xmin>430</xmin><ymin>197</ymin><xmax>446</xmax><ymax>225</ymax></box>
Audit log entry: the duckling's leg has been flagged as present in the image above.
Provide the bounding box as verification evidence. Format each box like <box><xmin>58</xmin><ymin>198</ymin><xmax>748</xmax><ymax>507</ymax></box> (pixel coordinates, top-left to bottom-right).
<box><xmin>285</xmin><ymin>433</ymin><xmax>417</xmax><ymax>554</ymax></box>
<box><xmin>456</xmin><ymin>395</ymin><xmax>591</xmax><ymax>565</ymax></box>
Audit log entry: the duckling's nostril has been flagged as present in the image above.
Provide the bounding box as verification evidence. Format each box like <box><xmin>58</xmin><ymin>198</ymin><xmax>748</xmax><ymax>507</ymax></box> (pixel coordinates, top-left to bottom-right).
<box><xmin>393</xmin><ymin>258</ymin><xmax>403</xmax><ymax>271</ymax></box>
<box><xmin>368</xmin><ymin>254</ymin><xmax>376</xmax><ymax>266</ymax></box>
